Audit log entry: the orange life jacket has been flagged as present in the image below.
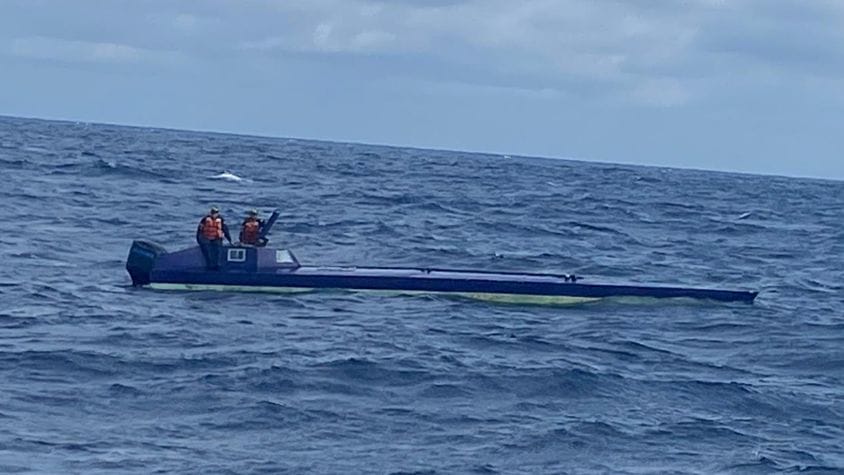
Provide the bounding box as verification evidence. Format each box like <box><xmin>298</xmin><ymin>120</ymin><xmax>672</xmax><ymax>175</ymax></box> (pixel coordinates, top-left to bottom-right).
<box><xmin>241</xmin><ymin>218</ymin><xmax>260</xmax><ymax>244</ymax></box>
<box><xmin>200</xmin><ymin>216</ymin><xmax>223</xmax><ymax>240</ymax></box>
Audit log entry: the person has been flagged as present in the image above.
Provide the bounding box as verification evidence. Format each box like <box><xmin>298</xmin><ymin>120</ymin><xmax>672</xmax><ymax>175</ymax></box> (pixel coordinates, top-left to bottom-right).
<box><xmin>239</xmin><ymin>209</ymin><xmax>267</xmax><ymax>246</ymax></box>
<box><xmin>196</xmin><ymin>206</ymin><xmax>232</xmax><ymax>269</ymax></box>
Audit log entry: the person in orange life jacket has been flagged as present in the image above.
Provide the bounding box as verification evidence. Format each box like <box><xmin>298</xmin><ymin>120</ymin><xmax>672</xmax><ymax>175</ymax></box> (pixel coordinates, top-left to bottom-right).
<box><xmin>239</xmin><ymin>209</ymin><xmax>266</xmax><ymax>246</ymax></box>
<box><xmin>196</xmin><ymin>206</ymin><xmax>232</xmax><ymax>270</ymax></box>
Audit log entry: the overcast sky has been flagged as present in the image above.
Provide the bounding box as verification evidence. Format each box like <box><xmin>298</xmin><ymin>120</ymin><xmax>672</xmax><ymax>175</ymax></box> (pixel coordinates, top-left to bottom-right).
<box><xmin>1</xmin><ymin>0</ymin><xmax>842</xmax><ymax>179</ymax></box>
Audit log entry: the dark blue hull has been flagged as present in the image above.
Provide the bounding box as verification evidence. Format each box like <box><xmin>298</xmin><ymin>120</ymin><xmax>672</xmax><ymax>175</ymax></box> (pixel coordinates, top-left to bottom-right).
<box><xmin>126</xmin><ymin>241</ymin><xmax>758</xmax><ymax>303</ymax></box>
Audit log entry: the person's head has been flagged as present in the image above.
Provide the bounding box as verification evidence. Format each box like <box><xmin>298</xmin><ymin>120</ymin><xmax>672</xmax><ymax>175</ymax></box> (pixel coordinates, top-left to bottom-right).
<box><xmin>210</xmin><ymin>206</ymin><xmax>220</xmax><ymax>217</ymax></box>
<box><xmin>246</xmin><ymin>209</ymin><xmax>258</xmax><ymax>218</ymax></box>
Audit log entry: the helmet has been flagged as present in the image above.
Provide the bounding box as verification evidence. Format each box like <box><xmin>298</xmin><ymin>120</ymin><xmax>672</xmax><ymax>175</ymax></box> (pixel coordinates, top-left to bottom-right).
<box><xmin>247</xmin><ymin>208</ymin><xmax>258</xmax><ymax>216</ymax></box>
<box><xmin>210</xmin><ymin>206</ymin><xmax>220</xmax><ymax>214</ymax></box>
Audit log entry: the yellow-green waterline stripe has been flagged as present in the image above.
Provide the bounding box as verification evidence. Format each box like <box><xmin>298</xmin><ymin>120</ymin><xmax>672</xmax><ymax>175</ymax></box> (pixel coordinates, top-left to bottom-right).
<box><xmin>146</xmin><ymin>283</ymin><xmax>600</xmax><ymax>305</ymax></box>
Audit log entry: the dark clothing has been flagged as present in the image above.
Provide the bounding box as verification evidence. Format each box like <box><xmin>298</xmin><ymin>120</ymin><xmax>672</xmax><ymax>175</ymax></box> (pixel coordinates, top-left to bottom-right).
<box><xmin>196</xmin><ymin>214</ymin><xmax>231</xmax><ymax>270</ymax></box>
<box><xmin>197</xmin><ymin>237</ymin><xmax>223</xmax><ymax>270</ymax></box>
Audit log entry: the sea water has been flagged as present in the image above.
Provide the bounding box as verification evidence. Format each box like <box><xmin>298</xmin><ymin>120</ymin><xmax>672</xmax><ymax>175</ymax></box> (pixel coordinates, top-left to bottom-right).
<box><xmin>1</xmin><ymin>116</ymin><xmax>842</xmax><ymax>473</ymax></box>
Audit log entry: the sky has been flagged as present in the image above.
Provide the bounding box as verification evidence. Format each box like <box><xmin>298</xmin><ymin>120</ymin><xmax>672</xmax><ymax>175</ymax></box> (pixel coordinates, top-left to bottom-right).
<box><xmin>1</xmin><ymin>0</ymin><xmax>842</xmax><ymax>180</ymax></box>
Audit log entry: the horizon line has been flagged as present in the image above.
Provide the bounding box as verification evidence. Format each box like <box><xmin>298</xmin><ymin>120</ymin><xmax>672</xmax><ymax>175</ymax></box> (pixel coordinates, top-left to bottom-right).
<box><xmin>2</xmin><ymin>112</ymin><xmax>840</xmax><ymax>184</ymax></box>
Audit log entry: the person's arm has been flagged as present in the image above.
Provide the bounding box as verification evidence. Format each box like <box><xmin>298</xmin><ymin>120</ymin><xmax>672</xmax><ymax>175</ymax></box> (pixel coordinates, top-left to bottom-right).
<box><xmin>196</xmin><ymin>218</ymin><xmax>204</xmax><ymax>242</ymax></box>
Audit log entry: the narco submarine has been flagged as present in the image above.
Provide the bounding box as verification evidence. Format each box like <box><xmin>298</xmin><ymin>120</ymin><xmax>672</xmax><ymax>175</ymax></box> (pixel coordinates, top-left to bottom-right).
<box><xmin>126</xmin><ymin>210</ymin><xmax>758</xmax><ymax>304</ymax></box>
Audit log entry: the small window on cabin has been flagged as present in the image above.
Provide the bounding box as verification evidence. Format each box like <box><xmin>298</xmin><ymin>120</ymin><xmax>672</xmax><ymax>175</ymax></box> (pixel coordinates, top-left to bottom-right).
<box><xmin>227</xmin><ymin>248</ymin><xmax>246</xmax><ymax>262</ymax></box>
<box><xmin>276</xmin><ymin>250</ymin><xmax>294</xmax><ymax>264</ymax></box>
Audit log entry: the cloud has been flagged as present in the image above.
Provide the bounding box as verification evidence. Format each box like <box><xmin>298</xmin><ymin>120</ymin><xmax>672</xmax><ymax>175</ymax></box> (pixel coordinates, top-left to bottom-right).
<box><xmin>242</xmin><ymin>22</ymin><xmax>398</xmax><ymax>54</ymax></box>
<box><xmin>693</xmin><ymin>0</ymin><xmax>844</xmax><ymax>77</ymax></box>
<box><xmin>234</xmin><ymin>0</ymin><xmax>707</xmax><ymax>105</ymax></box>
<box><xmin>411</xmin><ymin>78</ymin><xmax>566</xmax><ymax>100</ymax></box>
<box><xmin>628</xmin><ymin>77</ymin><xmax>691</xmax><ymax>107</ymax></box>
<box><xmin>172</xmin><ymin>13</ymin><xmax>200</xmax><ymax>32</ymax></box>
<box><xmin>8</xmin><ymin>36</ymin><xmax>178</xmax><ymax>64</ymax></box>
<box><xmin>4</xmin><ymin>0</ymin><xmax>844</xmax><ymax>107</ymax></box>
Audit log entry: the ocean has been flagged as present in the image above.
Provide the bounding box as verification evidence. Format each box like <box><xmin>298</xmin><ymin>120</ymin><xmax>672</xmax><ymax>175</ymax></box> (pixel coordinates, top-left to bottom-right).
<box><xmin>0</xmin><ymin>115</ymin><xmax>842</xmax><ymax>474</ymax></box>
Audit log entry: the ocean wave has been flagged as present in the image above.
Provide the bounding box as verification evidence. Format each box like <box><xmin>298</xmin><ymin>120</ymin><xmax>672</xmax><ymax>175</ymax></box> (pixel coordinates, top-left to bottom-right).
<box><xmin>312</xmin><ymin>357</ymin><xmax>435</xmax><ymax>386</ymax></box>
<box><xmin>2</xmin><ymin>116</ymin><xmax>843</xmax><ymax>473</ymax></box>
<box><xmin>40</xmin><ymin>157</ymin><xmax>172</xmax><ymax>180</ymax></box>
